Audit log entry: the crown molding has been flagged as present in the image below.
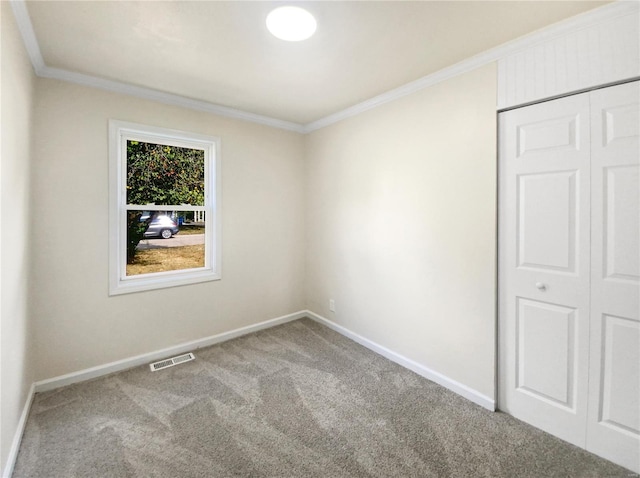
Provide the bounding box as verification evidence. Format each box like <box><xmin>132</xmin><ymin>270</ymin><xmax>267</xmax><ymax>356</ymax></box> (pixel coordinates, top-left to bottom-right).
<box><xmin>37</xmin><ymin>65</ymin><xmax>307</xmax><ymax>133</ymax></box>
<box><xmin>302</xmin><ymin>47</ymin><xmax>498</xmax><ymax>133</ymax></box>
<box><xmin>9</xmin><ymin>0</ymin><xmax>45</xmax><ymax>72</ymax></box>
<box><xmin>303</xmin><ymin>0</ymin><xmax>640</xmax><ymax>133</ymax></box>
<box><xmin>10</xmin><ymin>0</ymin><xmax>639</xmax><ymax>135</ymax></box>
<box><xmin>8</xmin><ymin>0</ymin><xmax>306</xmax><ymax>134</ymax></box>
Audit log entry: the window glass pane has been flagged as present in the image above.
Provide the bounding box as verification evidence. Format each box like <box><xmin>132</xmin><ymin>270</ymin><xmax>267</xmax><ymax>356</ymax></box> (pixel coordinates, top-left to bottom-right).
<box><xmin>126</xmin><ymin>210</ymin><xmax>205</xmax><ymax>276</ymax></box>
<box><xmin>126</xmin><ymin>140</ymin><xmax>205</xmax><ymax>206</ymax></box>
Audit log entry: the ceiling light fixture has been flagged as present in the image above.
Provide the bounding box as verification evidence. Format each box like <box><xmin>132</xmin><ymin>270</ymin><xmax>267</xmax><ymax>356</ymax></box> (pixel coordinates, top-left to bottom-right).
<box><xmin>266</xmin><ymin>6</ymin><xmax>317</xmax><ymax>42</ymax></box>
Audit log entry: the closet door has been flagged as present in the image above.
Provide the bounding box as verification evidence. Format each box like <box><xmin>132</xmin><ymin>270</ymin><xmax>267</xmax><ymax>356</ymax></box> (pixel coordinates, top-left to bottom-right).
<box><xmin>498</xmin><ymin>93</ymin><xmax>591</xmax><ymax>447</ymax></box>
<box><xmin>587</xmin><ymin>81</ymin><xmax>640</xmax><ymax>473</ymax></box>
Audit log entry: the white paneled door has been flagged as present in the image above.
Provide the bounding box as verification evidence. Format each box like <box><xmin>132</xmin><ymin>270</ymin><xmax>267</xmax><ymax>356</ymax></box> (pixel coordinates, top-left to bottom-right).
<box><xmin>499</xmin><ymin>92</ymin><xmax>592</xmax><ymax>446</ymax></box>
<box><xmin>499</xmin><ymin>81</ymin><xmax>640</xmax><ymax>473</ymax></box>
<box><xmin>587</xmin><ymin>82</ymin><xmax>640</xmax><ymax>472</ymax></box>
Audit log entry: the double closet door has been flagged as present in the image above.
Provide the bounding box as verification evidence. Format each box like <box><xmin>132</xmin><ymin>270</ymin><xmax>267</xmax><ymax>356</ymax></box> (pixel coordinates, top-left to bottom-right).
<box><xmin>498</xmin><ymin>81</ymin><xmax>639</xmax><ymax>473</ymax></box>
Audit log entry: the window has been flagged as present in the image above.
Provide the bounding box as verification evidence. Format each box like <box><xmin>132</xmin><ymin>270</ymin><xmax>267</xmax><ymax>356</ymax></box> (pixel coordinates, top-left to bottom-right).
<box><xmin>109</xmin><ymin>120</ymin><xmax>221</xmax><ymax>295</ymax></box>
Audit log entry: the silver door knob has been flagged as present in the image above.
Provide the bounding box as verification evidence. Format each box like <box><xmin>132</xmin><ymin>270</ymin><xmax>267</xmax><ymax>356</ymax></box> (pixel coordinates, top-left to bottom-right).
<box><xmin>536</xmin><ymin>282</ymin><xmax>546</xmax><ymax>291</ymax></box>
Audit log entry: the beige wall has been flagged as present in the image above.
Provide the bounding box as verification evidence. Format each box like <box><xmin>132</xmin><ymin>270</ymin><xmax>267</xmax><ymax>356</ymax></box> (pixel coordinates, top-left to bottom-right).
<box><xmin>30</xmin><ymin>64</ymin><xmax>498</xmax><ymax>399</ymax></box>
<box><xmin>30</xmin><ymin>79</ymin><xmax>306</xmax><ymax>380</ymax></box>
<box><xmin>1</xmin><ymin>2</ymin><xmax>37</xmax><ymax>472</ymax></box>
<box><xmin>305</xmin><ymin>64</ymin><xmax>497</xmax><ymax>398</ymax></box>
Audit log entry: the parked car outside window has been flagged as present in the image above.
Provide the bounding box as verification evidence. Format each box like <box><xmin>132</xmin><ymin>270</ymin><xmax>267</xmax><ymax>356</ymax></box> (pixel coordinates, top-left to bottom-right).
<box><xmin>142</xmin><ymin>214</ymin><xmax>179</xmax><ymax>239</ymax></box>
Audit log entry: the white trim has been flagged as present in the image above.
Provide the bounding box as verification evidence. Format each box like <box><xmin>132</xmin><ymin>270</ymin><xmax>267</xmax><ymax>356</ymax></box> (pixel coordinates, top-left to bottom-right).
<box><xmin>8</xmin><ymin>0</ymin><xmax>304</xmax><ymax>134</ymax></box>
<box><xmin>6</xmin><ymin>308</ymin><xmax>493</xmax><ymax>475</ymax></box>
<box><xmin>2</xmin><ymin>383</ymin><xmax>35</xmax><ymax>478</ymax></box>
<box><xmin>302</xmin><ymin>49</ymin><xmax>498</xmax><ymax>132</ymax></box>
<box><xmin>306</xmin><ymin>311</ymin><xmax>496</xmax><ymax>411</ymax></box>
<box><xmin>108</xmin><ymin>120</ymin><xmax>222</xmax><ymax>295</ymax></box>
<box><xmin>34</xmin><ymin>311</ymin><xmax>307</xmax><ymax>393</ymax></box>
<box><xmin>8</xmin><ymin>0</ymin><xmax>45</xmax><ymax>73</ymax></box>
<box><xmin>303</xmin><ymin>1</ymin><xmax>639</xmax><ymax>132</ymax></box>
<box><xmin>29</xmin><ymin>308</ymin><xmax>495</xmax><ymax>409</ymax></box>
<box><xmin>9</xmin><ymin>0</ymin><xmax>638</xmax><ymax>134</ymax></box>
<box><xmin>38</xmin><ymin>66</ymin><xmax>306</xmax><ymax>134</ymax></box>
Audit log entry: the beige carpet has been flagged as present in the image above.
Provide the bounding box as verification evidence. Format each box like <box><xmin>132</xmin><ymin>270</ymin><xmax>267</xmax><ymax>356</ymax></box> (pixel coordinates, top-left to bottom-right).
<box><xmin>13</xmin><ymin>318</ymin><xmax>631</xmax><ymax>477</ymax></box>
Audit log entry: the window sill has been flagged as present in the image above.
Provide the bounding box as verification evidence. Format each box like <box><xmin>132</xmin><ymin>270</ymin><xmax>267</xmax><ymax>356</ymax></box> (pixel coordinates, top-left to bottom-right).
<box><xmin>109</xmin><ymin>268</ymin><xmax>221</xmax><ymax>295</ymax></box>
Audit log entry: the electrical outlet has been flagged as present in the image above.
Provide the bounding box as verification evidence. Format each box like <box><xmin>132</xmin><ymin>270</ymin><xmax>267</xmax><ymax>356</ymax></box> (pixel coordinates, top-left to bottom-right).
<box><xmin>329</xmin><ymin>299</ymin><xmax>335</xmax><ymax>312</ymax></box>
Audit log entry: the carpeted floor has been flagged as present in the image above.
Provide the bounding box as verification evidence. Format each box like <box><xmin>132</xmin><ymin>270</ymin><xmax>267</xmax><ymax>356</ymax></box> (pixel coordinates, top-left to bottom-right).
<box><xmin>13</xmin><ymin>318</ymin><xmax>631</xmax><ymax>477</ymax></box>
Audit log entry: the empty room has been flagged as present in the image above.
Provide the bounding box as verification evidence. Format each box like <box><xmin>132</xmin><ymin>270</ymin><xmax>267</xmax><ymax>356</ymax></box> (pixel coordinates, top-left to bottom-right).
<box><xmin>1</xmin><ymin>0</ymin><xmax>639</xmax><ymax>476</ymax></box>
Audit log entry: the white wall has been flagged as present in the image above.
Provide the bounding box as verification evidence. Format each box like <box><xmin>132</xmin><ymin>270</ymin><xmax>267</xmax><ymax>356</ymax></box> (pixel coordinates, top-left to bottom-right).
<box><xmin>30</xmin><ymin>79</ymin><xmax>306</xmax><ymax>380</ymax></box>
<box><xmin>0</xmin><ymin>2</ymin><xmax>36</xmax><ymax>473</ymax></box>
<box><xmin>305</xmin><ymin>64</ymin><xmax>497</xmax><ymax>399</ymax></box>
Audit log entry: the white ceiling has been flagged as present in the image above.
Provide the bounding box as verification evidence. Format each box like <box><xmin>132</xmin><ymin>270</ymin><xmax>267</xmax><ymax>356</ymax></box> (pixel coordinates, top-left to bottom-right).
<box><xmin>25</xmin><ymin>1</ymin><xmax>608</xmax><ymax>125</ymax></box>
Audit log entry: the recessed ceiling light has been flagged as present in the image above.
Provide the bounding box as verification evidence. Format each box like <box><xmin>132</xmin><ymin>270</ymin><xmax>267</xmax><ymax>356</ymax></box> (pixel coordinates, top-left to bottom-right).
<box><xmin>266</xmin><ymin>6</ymin><xmax>317</xmax><ymax>42</ymax></box>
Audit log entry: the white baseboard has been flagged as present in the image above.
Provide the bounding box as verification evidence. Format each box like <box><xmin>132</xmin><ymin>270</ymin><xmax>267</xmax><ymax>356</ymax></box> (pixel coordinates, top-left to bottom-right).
<box><xmin>34</xmin><ymin>310</ymin><xmax>307</xmax><ymax>393</ymax></box>
<box><xmin>305</xmin><ymin>311</ymin><xmax>496</xmax><ymax>411</ymax></box>
<box><xmin>30</xmin><ymin>310</ymin><xmax>495</xmax><ymax>411</ymax></box>
<box><xmin>2</xmin><ymin>383</ymin><xmax>35</xmax><ymax>478</ymax></box>
<box><xmin>7</xmin><ymin>308</ymin><xmax>493</xmax><ymax>478</ymax></box>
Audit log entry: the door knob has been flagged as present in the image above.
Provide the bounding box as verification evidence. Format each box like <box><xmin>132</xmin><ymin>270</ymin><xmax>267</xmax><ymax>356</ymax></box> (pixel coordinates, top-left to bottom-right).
<box><xmin>536</xmin><ymin>282</ymin><xmax>546</xmax><ymax>291</ymax></box>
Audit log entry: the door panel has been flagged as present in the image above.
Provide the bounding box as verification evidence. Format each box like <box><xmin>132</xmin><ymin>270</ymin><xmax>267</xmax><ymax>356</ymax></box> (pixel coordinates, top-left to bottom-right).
<box><xmin>517</xmin><ymin>171</ymin><xmax>578</xmax><ymax>272</ymax></box>
<box><xmin>516</xmin><ymin>298</ymin><xmax>577</xmax><ymax>409</ymax></box>
<box><xmin>516</xmin><ymin>115</ymin><xmax>579</xmax><ymax>158</ymax></box>
<box><xmin>600</xmin><ymin>315</ymin><xmax>639</xmax><ymax>435</ymax></box>
<box><xmin>587</xmin><ymin>81</ymin><xmax>640</xmax><ymax>473</ymax></box>
<box><xmin>499</xmin><ymin>92</ymin><xmax>591</xmax><ymax>447</ymax></box>
<box><xmin>603</xmin><ymin>165</ymin><xmax>639</xmax><ymax>282</ymax></box>
<box><xmin>603</xmin><ymin>103</ymin><xmax>640</xmax><ymax>146</ymax></box>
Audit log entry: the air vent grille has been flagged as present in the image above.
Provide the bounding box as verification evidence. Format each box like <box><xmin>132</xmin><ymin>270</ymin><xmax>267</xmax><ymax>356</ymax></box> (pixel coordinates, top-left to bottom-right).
<box><xmin>150</xmin><ymin>353</ymin><xmax>195</xmax><ymax>372</ymax></box>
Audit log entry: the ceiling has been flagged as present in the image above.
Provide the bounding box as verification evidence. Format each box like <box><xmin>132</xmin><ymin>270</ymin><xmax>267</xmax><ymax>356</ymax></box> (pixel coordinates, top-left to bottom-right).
<box><xmin>25</xmin><ymin>1</ymin><xmax>609</xmax><ymax>125</ymax></box>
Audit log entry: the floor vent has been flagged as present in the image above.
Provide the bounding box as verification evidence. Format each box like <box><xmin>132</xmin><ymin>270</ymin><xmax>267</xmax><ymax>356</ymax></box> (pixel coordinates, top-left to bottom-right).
<box><xmin>150</xmin><ymin>353</ymin><xmax>195</xmax><ymax>372</ymax></box>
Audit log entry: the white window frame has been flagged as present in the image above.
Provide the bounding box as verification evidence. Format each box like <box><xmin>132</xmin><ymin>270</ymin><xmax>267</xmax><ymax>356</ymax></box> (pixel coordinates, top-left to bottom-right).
<box><xmin>109</xmin><ymin>120</ymin><xmax>221</xmax><ymax>295</ymax></box>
